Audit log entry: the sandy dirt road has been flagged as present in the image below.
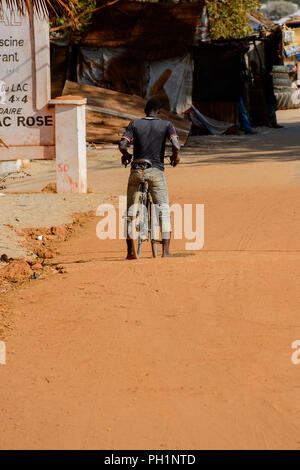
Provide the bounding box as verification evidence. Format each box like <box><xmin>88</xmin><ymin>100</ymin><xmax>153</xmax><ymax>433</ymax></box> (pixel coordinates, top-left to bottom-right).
<box><xmin>1</xmin><ymin>111</ymin><xmax>300</xmax><ymax>450</ymax></box>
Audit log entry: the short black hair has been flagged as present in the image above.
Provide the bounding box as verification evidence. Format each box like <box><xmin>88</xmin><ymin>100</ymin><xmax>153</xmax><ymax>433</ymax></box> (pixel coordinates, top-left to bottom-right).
<box><xmin>145</xmin><ymin>98</ymin><xmax>162</xmax><ymax>115</ymax></box>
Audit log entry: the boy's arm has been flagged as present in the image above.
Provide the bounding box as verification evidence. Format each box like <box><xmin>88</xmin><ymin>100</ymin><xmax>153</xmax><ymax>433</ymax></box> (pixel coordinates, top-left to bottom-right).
<box><xmin>119</xmin><ymin>138</ymin><xmax>132</xmax><ymax>166</ymax></box>
<box><xmin>119</xmin><ymin>121</ymin><xmax>134</xmax><ymax>166</ymax></box>
<box><xmin>168</xmin><ymin>123</ymin><xmax>180</xmax><ymax>166</ymax></box>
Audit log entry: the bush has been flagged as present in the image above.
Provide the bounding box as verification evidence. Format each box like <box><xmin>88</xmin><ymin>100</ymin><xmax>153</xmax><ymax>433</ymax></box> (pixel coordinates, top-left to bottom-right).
<box><xmin>206</xmin><ymin>0</ymin><xmax>261</xmax><ymax>40</ymax></box>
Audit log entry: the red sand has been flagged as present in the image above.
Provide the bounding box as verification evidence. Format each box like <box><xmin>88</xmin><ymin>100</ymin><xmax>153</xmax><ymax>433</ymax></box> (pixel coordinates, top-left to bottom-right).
<box><xmin>1</xmin><ymin>114</ymin><xmax>300</xmax><ymax>449</ymax></box>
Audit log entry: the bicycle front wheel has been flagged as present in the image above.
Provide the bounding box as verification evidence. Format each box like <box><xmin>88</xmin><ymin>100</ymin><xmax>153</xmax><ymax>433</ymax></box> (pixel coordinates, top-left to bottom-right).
<box><xmin>148</xmin><ymin>200</ymin><xmax>159</xmax><ymax>258</ymax></box>
<box><xmin>151</xmin><ymin>240</ymin><xmax>158</xmax><ymax>258</ymax></box>
<box><xmin>128</xmin><ymin>191</ymin><xmax>147</xmax><ymax>259</ymax></box>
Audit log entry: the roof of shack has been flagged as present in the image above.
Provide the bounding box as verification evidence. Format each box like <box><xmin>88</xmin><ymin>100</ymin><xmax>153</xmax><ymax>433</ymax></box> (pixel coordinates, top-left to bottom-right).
<box><xmin>81</xmin><ymin>0</ymin><xmax>207</xmax><ymax>60</ymax></box>
<box><xmin>247</xmin><ymin>11</ymin><xmax>279</xmax><ymax>32</ymax></box>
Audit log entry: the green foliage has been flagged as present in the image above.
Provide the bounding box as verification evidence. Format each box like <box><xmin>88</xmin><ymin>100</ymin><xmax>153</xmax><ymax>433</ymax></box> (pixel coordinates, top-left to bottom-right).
<box><xmin>206</xmin><ymin>0</ymin><xmax>262</xmax><ymax>40</ymax></box>
<box><xmin>50</xmin><ymin>0</ymin><xmax>96</xmax><ymax>32</ymax></box>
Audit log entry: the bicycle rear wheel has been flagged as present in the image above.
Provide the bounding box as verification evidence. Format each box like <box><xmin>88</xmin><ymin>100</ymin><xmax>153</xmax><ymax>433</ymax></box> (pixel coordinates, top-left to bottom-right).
<box><xmin>128</xmin><ymin>191</ymin><xmax>147</xmax><ymax>259</ymax></box>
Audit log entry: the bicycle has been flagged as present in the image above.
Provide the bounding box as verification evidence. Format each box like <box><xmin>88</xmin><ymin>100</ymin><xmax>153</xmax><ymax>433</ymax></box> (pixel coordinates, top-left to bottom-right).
<box><xmin>123</xmin><ymin>153</ymin><xmax>178</xmax><ymax>259</ymax></box>
<box><xmin>124</xmin><ymin>159</ymin><xmax>161</xmax><ymax>259</ymax></box>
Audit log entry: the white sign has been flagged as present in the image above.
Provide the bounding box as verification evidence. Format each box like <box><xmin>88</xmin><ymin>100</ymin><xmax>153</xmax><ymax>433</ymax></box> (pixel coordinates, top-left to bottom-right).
<box><xmin>283</xmin><ymin>30</ymin><xmax>294</xmax><ymax>44</ymax></box>
<box><xmin>0</xmin><ymin>4</ymin><xmax>54</xmax><ymax>159</ymax></box>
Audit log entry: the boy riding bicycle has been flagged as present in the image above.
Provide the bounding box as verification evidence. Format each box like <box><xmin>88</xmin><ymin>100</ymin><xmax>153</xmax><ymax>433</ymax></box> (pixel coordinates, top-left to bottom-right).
<box><xmin>119</xmin><ymin>98</ymin><xmax>180</xmax><ymax>259</ymax></box>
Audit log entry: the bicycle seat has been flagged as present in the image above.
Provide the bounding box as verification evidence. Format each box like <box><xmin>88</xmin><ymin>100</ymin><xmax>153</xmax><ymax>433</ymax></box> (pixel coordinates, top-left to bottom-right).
<box><xmin>131</xmin><ymin>159</ymin><xmax>152</xmax><ymax>170</ymax></box>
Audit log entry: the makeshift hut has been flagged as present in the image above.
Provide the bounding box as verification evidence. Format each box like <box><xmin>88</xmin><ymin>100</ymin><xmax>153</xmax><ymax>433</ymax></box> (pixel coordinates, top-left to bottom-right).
<box><xmin>75</xmin><ymin>0</ymin><xmax>209</xmax><ymax>115</ymax></box>
<box><xmin>50</xmin><ymin>1</ymin><xmax>283</xmax><ymax>139</ymax></box>
<box><xmin>191</xmin><ymin>10</ymin><xmax>282</xmax><ymax>130</ymax></box>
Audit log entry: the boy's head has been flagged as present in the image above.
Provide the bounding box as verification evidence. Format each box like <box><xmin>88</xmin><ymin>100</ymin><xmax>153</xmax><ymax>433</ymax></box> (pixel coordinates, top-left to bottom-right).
<box><xmin>145</xmin><ymin>98</ymin><xmax>162</xmax><ymax>116</ymax></box>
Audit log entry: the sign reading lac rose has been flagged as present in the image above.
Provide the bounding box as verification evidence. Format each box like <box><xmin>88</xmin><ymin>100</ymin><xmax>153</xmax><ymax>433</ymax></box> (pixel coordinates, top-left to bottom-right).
<box><xmin>0</xmin><ymin>4</ymin><xmax>54</xmax><ymax>160</ymax></box>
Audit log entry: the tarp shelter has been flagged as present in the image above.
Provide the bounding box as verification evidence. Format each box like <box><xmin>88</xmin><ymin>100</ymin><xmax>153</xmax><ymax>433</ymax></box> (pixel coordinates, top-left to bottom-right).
<box><xmin>77</xmin><ymin>0</ymin><xmax>208</xmax><ymax>114</ymax></box>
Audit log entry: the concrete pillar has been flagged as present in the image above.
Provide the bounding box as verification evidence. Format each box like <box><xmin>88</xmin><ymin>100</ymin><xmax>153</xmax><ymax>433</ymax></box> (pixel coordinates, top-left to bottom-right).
<box><xmin>49</xmin><ymin>96</ymin><xmax>87</xmax><ymax>194</ymax></box>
